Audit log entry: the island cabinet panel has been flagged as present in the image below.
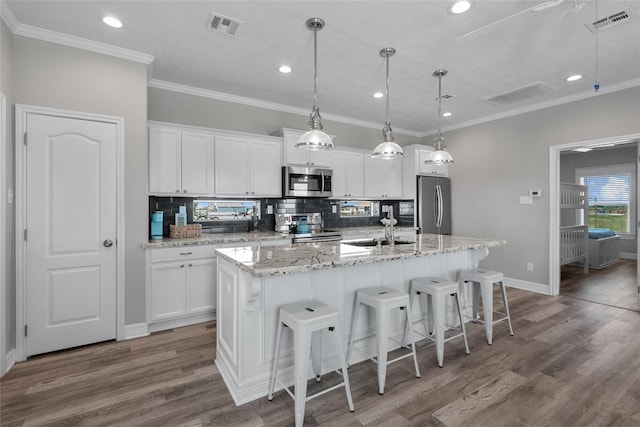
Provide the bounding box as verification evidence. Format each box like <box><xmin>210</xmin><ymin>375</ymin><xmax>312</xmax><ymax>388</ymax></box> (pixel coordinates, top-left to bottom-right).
<box><xmin>214</xmin><ymin>242</ymin><xmax>494</xmax><ymax>406</ymax></box>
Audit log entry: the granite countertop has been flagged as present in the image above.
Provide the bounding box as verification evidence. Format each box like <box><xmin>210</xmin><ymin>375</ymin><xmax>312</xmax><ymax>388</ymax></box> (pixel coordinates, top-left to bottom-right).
<box><xmin>216</xmin><ymin>234</ymin><xmax>506</xmax><ymax>277</ymax></box>
<box><xmin>142</xmin><ymin>226</ymin><xmax>417</xmax><ymax>249</ymax></box>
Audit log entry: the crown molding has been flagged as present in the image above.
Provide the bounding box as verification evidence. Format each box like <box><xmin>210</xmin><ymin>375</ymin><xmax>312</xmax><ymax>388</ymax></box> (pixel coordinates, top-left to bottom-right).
<box><xmin>11</xmin><ymin>22</ymin><xmax>154</xmax><ymax>65</ymax></box>
<box><xmin>0</xmin><ymin>2</ymin><xmax>19</xmax><ymax>32</ymax></box>
<box><xmin>149</xmin><ymin>79</ymin><xmax>422</xmax><ymax>138</ymax></box>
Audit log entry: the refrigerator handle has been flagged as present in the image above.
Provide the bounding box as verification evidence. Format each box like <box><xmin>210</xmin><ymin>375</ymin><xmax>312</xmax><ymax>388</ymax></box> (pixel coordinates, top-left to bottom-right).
<box><xmin>435</xmin><ymin>184</ymin><xmax>443</xmax><ymax>228</ymax></box>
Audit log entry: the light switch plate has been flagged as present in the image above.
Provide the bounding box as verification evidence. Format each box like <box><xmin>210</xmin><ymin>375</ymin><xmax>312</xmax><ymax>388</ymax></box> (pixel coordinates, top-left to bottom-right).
<box><xmin>520</xmin><ymin>196</ymin><xmax>533</xmax><ymax>204</ymax></box>
<box><xmin>7</xmin><ymin>188</ymin><xmax>14</xmax><ymax>204</ymax></box>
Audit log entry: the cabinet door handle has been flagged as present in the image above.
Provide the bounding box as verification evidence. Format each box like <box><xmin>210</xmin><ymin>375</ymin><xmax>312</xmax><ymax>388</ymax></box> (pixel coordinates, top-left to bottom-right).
<box><xmin>188</xmin><ymin>263</ymin><xmax>193</xmax><ymax>267</ymax></box>
<box><xmin>180</xmin><ymin>264</ymin><xmax>185</xmax><ymax>268</ymax></box>
<box><xmin>183</xmin><ymin>189</ymin><xmax>187</xmax><ymax>193</ymax></box>
<box><xmin>176</xmin><ymin>189</ymin><xmax>180</xmax><ymax>193</ymax></box>
<box><xmin>180</xmin><ymin>252</ymin><xmax>193</xmax><ymax>255</ymax></box>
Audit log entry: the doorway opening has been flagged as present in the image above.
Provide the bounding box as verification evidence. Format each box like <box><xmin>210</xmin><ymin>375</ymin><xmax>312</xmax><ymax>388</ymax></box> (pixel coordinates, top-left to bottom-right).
<box><xmin>550</xmin><ymin>134</ymin><xmax>639</xmax><ymax>309</ymax></box>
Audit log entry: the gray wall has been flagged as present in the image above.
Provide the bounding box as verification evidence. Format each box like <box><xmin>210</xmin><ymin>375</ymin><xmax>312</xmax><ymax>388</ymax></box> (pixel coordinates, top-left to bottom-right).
<box><xmin>2</xmin><ymin>20</ymin><xmax>15</xmax><ymax>354</ymax></box>
<box><xmin>437</xmin><ymin>87</ymin><xmax>640</xmax><ymax>287</ymax></box>
<box><xmin>561</xmin><ymin>145</ymin><xmax>638</xmax><ymax>255</ymax></box>
<box><xmin>148</xmin><ymin>87</ymin><xmax>422</xmax><ymax>150</ymax></box>
<box><xmin>11</xmin><ymin>36</ymin><xmax>149</xmax><ymax>324</ymax></box>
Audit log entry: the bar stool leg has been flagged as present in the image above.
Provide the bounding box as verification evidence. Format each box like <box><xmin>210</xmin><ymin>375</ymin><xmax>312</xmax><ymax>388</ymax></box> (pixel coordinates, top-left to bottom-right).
<box><xmin>294</xmin><ymin>330</ymin><xmax>312</xmax><ymax>427</ymax></box>
<box><xmin>403</xmin><ymin>305</ymin><xmax>421</xmax><ymax>378</ymax></box>
<box><xmin>375</xmin><ymin>306</ymin><xmax>390</xmax><ymax>395</ymax></box>
<box><xmin>432</xmin><ymin>292</ymin><xmax>446</xmax><ymax>367</ymax></box>
<box><xmin>346</xmin><ymin>296</ymin><xmax>361</xmax><ymax>367</ymax></box>
<box><xmin>480</xmin><ymin>281</ymin><xmax>494</xmax><ymax>345</ymax></box>
<box><xmin>470</xmin><ymin>281</ymin><xmax>480</xmax><ymax>321</ymax></box>
<box><xmin>499</xmin><ymin>282</ymin><xmax>515</xmax><ymax>336</ymax></box>
<box><xmin>332</xmin><ymin>324</ymin><xmax>355</xmax><ymax>412</ymax></box>
<box><xmin>268</xmin><ymin>321</ymin><xmax>285</xmax><ymax>400</ymax></box>
<box><xmin>454</xmin><ymin>293</ymin><xmax>470</xmax><ymax>354</ymax></box>
<box><xmin>426</xmin><ymin>293</ymin><xmax>434</xmax><ymax>335</ymax></box>
<box><xmin>311</xmin><ymin>330</ymin><xmax>322</xmax><ymax>382</ymax></box>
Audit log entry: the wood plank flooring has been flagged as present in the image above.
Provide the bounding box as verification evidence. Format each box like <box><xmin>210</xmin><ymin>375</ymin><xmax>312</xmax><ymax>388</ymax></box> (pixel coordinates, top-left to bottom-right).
<box><xmin>3</xmin><ymin>284</ymin><xmax>640</xmax><ymax>426</ymax></box>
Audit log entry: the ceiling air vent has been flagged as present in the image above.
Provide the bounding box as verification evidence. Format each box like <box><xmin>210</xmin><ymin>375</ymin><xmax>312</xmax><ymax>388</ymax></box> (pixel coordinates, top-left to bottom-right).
<box><xmin>585</xmin><ymin>8</ymin><xmax>637</xmax><ymax>34</ymax></box>
<box><xmin>483</xmin><ymin>82</ymin><xmax>556</xmax><ymax>106</ymax></box>
<box><xmin>206</xmin><ymin>12</ymin><xmax>242</xmax><ymax>36</ymax></box>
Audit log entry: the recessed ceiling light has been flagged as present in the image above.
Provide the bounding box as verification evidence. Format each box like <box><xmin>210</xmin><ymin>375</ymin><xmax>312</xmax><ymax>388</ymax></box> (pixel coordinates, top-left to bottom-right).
<box><xmin>278</xmin><ymin>65</ymin><xmax>292</xmax><ymax>74</ymax></box>
<box><xmin>442</xmin><ymin>112</ymin><xmax>453</xmax><ymax>117</ymax></box>
<box><xmin>102</xmin><ymin>16</ymin><xmax>123</xmax><ymax>29</ymax></box>
<box><xmin>449</xmin><ymin>0</ymin><xmax>472</xmax><ymax>14</ymax></box>
<box><xmin>373</xmin><ymin>92</ymin><xmax>384</xmax><ymax>98</ymax></box>
<box><xmin>565</xmin><ymin>74</ymin><xmax>583</xmax><ymax>82</ymax></box>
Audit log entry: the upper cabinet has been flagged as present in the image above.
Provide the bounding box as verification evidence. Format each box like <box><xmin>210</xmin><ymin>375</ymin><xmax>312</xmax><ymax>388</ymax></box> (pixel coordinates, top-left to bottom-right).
<box><xmin>149</xmin><ymin>124</ymin><xmax>214</xmax><ymax>196</ymax></box>
<box><xmin>214</xmin><ymin>136</ymin><xmax>282</xmax><ymax>197</ymax></box>
<box><xmin>401</xmin><ymin>144</ymin><xmax>448</xmax><ymax>199</ymax></box>
<box><xmin>278</xmin><ymin>128</ymin><xmax>332</xmax><ymax>168</ymax></box>
<box><xmin>364</xmin><ymin>155</ymin><xmax>402</xmax><ymax>198</ymax></box>
<box><xmin>332</xmin><ymin>149</ymin><xmax>364</xmax><ymax>199</ymax></box>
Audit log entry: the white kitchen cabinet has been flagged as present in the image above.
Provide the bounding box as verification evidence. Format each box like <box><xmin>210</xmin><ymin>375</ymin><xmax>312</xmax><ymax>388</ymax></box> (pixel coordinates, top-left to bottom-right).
<box><xmin>402</xmin><ymin>144</ymin><xmax>448</xmax><ymax>199</ymax></box>
<box><xmin>364</xmin><ymin>155</ymin><xmax>402</xmax><ymax>198</ymax></box>
<box><xmin>332</xmin><ymin>149</ymin><xmax>365</xmax><ymax>198</ymax></box>
<box><xmin>147</xmin><ymin>246</ymin><xmax>218</xmax><ymax>327</ymax></box>
<box><xmin>214</xmin><ymin>136</ymin><xmax>281</xmax><ymax>197</ymax></box>
<box><xmin>148</xmin><ymin>125</ymin><xmax>213</xmax><ymax>195</ymax></box>
<box><xmin>278</xmin><ymin>128</ymin><xmax>332</xmax><ymax>167</ymax></box>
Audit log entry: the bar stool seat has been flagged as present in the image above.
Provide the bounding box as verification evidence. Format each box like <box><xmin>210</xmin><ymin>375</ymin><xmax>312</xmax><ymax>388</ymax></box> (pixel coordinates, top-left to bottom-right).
<box><xmin>406</xmin><ymin>276</ymin><xmax>469</xmax><ymax>367</ymax></box>
<box><xmin>268</xmin><ymin>301</ymin><xmax>354</xmax><ymax>427</ymax></box>
<box><xmin>459</xmin><ymin>268</ymin><xmax>514</xmax><ymax>345</ymax></box>
<box><xmin>346</xmin><ymin>287</ymin><xmax>420</xmax><ymax>395</ymax></box>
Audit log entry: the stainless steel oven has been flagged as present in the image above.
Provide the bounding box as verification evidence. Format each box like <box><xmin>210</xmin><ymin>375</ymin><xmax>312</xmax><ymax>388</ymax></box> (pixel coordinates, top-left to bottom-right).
<box><xmin>282</xmin><ymin>166</ymin><xmax>332</xmax><ymax>198</ymax></box>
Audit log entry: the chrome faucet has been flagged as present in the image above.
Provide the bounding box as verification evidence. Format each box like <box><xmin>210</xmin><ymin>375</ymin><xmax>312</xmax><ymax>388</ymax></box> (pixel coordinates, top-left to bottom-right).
<box><xmin>385</xmin><ymin>206</ymin><xmax>395</xmax><ymax>245</ymax></box>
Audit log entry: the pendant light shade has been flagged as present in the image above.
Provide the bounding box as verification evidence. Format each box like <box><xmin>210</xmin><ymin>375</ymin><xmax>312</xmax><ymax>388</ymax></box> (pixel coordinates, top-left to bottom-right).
<box><xmin>296</xmin><ymin>18</ymin><xmax>334</xmax><ymax>151</ymax></box>
<box><xmin>372</xmin><ymin>47</ymin><xmax>405</xmax><ymax>160</ymax></box>
<box><xmin>425</xmin><ymin>69</ymin><xmax>454</xmax><ymax>165</ymax></box>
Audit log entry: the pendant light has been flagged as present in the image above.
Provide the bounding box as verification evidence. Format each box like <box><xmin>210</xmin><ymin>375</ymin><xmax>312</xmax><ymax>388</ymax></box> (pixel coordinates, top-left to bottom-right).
<box><xmin>372</xmin><ymin>47</ymin><xmax>405</xmax><ymax>160</ymax></box>
<box><xmin>295</xmin><ymin>18</ymin><xmax>334</xmax><ymax>151</ymax></box>
<box><xmin>425</xmin><ymin>69</ymin><xmax>454</xmax><ymax>165</ymax></box>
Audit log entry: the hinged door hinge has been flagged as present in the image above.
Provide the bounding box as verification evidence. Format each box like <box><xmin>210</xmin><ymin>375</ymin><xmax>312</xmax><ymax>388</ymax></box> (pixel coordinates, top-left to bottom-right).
<box><xmin>24</xmin><ymin>229</ymin><xmax>27</xmax><ymax>241</ymax></box>
<box><xmin>25</xmin><ymin>325</ymin><xmax>28</xmax><ymax>337</ymax></box>
<box><xmin>24</xmin><ymin>132</ymin><xmax>27</xmax><ymax>146</ymax></box>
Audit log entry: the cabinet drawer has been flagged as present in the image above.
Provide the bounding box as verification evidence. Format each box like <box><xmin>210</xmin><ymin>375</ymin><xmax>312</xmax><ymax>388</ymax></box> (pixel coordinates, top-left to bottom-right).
<box><xmin>150</xmin><ymin>245</ymin><xmax>218</xmax><ymax>263</ymax></box>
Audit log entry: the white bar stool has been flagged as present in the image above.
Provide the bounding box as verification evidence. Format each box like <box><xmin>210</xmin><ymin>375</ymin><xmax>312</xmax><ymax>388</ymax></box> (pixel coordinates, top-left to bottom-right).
<box><xmin>268</xmin><ymin>301</ymin><xmax>355</xmax><ymax>427</ymax></box>
<box><xmin>459</xmin><ymin>268</ymin><xmax>514</xmax><ymax>345</ymax></box>
<box><xmin>405</xmin><ymin>276</ymin><xmax>469</xmax><ymax>367</ymax></box>
<box><xmin>346</xmin><ymin>287</ymin><xmax>420</xmax><ymax>395</ymax></box>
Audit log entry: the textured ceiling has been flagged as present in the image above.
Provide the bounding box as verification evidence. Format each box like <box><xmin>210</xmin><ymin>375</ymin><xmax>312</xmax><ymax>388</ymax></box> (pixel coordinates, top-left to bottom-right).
<box><xmin>4</xmin><ymin>1</ymin><xmax>640</xmax><ymax>136</ymax></box>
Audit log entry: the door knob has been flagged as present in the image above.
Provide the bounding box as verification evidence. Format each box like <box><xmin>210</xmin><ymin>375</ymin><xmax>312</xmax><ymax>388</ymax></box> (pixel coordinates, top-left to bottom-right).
<box><xmin>103</xmin><ymin>239</ymin><xmax>114</xmax><ymax>247</ymax></box>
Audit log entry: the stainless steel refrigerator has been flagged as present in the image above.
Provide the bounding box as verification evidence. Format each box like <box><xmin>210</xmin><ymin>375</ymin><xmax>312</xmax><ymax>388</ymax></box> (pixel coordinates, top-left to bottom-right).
<box><xmin>417</xmin><ymin>176</ymin><xmax>451</xmax><ymax>235</ymax></box>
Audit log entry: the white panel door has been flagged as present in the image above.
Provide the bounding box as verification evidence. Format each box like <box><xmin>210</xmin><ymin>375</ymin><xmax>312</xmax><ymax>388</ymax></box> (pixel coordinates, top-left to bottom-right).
<box><xmin>25</xmin><ymin>113</ymin><xmax>117</xmax><ymax>357</ymax></box>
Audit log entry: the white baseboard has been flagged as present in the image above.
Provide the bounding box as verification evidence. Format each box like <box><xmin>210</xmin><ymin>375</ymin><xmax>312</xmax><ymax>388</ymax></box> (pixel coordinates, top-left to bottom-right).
<box><xmin>504</xmin><ymin>277</ymin><xmax>550</xmax><ymax>295</ymax></box>
<box><xmin>148</xmin><ymin>311</ymin><xmax>216</xmax><ymax>334</ymax></box>
<box><xmin>620</xmin><ymin>252</ymin><xmax>637</xmax><ymax>260</ymax></box>
<box><xmin>124</xmin><ymin>323</ymin><xmax>150</xmax><ymax>340</ymax></box>
<box><xmin>5</xmin><ymin>348</ymin><xmax>15</xmax><ymax>374</ymax></box>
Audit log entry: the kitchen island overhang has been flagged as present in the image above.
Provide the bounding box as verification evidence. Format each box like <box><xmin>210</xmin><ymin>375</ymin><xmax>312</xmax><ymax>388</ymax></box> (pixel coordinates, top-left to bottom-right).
<box><xmin>215</xmin><ymin>234</ymin><xmax>505</xmax><ymax>405</ymax></box>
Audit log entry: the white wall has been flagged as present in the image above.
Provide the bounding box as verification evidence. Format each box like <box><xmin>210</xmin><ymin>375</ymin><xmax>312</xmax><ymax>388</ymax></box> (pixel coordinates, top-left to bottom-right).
<box><xmin>438</xmin><ymin>87</ymin><xmax>640</xmax><ymax>288</ymax></box>
<box><xmin>148</xmin><ymin>86</ymin><xmax>422</xmax><ymax>149</ymax></box>
<box><xmin>11</xmin><ymin>35</ymin><xmax>149</xmax><ymax>324</ymax></box>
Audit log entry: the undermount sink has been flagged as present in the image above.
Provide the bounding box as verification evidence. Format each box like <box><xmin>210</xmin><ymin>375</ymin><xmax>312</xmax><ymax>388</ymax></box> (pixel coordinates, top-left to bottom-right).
<box><xmin>342</xmin><ymin>238</ymin><xmax>415</xmax><ymax>247</ymax></box>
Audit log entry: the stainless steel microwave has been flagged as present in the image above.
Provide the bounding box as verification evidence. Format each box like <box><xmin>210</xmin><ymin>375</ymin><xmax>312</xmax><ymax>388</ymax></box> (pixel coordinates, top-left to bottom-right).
<box><xmin>282</xmin><ymin>166</ymin><xmax>333</xmax><ymax>198</ymax></box>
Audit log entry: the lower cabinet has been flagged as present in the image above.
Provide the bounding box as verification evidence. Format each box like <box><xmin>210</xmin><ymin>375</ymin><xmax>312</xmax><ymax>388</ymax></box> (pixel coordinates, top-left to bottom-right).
<box><xmin>147</xmin><ymin>245</ymin><xmax>219</xmax><ymax>331</ymax></box>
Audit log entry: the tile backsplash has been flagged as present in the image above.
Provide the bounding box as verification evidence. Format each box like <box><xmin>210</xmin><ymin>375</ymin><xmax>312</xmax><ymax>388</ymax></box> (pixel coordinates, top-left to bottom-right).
<box><xmin>149</xmin><ymin>196</ymin><xmax>413</xmax><ymax>238</ymax></box>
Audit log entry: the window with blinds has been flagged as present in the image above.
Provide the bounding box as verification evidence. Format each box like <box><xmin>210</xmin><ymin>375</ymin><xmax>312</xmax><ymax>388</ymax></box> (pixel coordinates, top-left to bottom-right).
<box><xmin>576</xmin><ymin>164</ymin><xmax>635</xmax><ymax>236</ymax></box>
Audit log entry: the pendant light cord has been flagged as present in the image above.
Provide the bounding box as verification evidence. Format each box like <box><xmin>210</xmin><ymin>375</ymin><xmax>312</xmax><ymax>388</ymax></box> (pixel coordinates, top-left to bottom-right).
<box><xmin>385</xmin><ymin>53</ymin><xmax>390</xmax><ymax>126</ymax></box>
<box><xmin>594</xmin><ymin>0</ymin><xmax>599</xmax><ymax>94</ymax></box>
<box><xmin>437</xmin><ymin>72</ymin><xmax>442</xmax><ymax>137</ymax></box>
<box><xmin>313</xmin><ymin>27</ymin><xmax>319</xmax><ymax>110</ymax></box>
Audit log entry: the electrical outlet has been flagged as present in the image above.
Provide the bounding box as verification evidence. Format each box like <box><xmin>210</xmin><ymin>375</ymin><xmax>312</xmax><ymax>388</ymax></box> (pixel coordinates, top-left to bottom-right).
<box><xmin>331</xmin><ymin>205</ymin><xmax>337</xmax><ymax>214</ymax></box>
<box><xmin>8</xmin><ymin>188</ymin><xmax>14</xmax><ymax>204</ymax></box>
<box><xmin>267</xmin><ymin>205</ymin><xmax>273</xmax><ymax>214</ymax></box>
<box><xmin>526</xmin><ymin>262</ymin><xmax>534</xmax><ymax>272</ymax></box>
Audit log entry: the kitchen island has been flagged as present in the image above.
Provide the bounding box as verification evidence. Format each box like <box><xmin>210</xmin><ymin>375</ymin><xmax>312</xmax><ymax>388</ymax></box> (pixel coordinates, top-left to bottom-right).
<box><xmin>215</xmin><ymin>234</ymin><xmax>505</xmax><ymax>405</ymax></box>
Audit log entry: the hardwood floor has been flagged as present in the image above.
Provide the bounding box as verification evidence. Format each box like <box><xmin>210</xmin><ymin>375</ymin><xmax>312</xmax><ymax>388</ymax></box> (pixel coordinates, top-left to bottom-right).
<box><xmin>561</xmin><ymin>259</ymin><xmax>637</xmax><ymax>310</ymax></box>
<box><xmin>3</xmin><ymin>287</ymin><xmax>640</xmax><ymax>426</ymax></box>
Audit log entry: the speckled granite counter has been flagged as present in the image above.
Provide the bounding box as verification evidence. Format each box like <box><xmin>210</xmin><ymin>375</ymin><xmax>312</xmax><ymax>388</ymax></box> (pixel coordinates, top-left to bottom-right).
<box><xmin>216</xmin><ymin>234</ymin><xmax>504</xmax><ymax>277</ymax></box>
<box><xmin>142</xmin><ymin>226</ymin><xmax>416</xmax><ymax>249</ymax></box>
